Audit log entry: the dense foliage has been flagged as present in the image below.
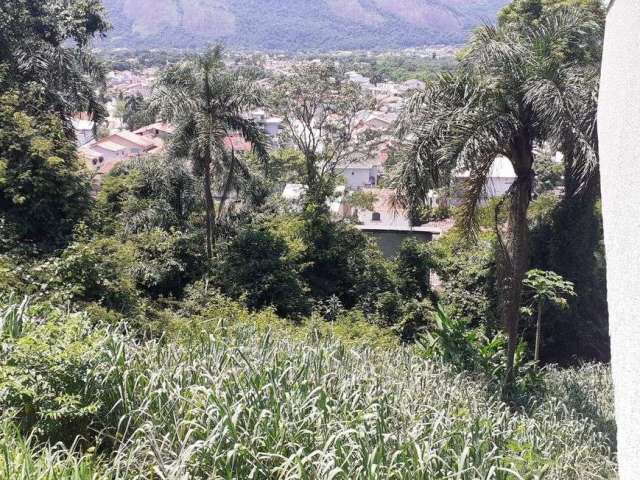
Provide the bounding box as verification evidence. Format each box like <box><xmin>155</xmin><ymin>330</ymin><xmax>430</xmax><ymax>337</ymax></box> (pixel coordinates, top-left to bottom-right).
<box><xmin>0</xmin><ymin>92</ymin><xmax>91</xmax><ymax>245</ymax></box>
<box><xmin>0</xmin><ymin>0</ymin><xmax>619</xmax><ymax>477</ymax></box>
<box><xmin>0</xmin><ymin>298</ymin><xmax>617</xmax><ymax>479</ymax></box>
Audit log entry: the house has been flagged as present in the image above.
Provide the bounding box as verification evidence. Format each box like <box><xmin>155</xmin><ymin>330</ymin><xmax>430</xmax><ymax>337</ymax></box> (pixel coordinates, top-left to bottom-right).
<box><xmin>452</xmin><ymin>156</ymin><xmax>517</xmax><ymax>204</ymax></box>
<box><xmin>340</xmin><ymin>158</ymin><xmax>380</xmax><ymax>188</ymax></box>
<box><xmin>72</xmin><ymin>115</ymin><xmax>95</xmax><ymax>147</ymax></box>
<box><xmin>134</xmin><ymin>122</ymin><xmax>175</xmax><ymax>140</ymax></box>
<box><xmin>346</xmin><ymin>71</ymin><xmax>373</xmax><ymax>89</ymax></box>
<box><xmin>281</xmin><ymin>183</ymin><xmax>349</xmax><ymax>218</ymax></box>
<box><xmin>351</xmin><ymin>188</ymin><xmax>441</xmax><ymax>258</ymax></box>
<box><xmin>247</xmin><ymin>109</ymin><xmax>283</xmax><ymax>145</ymax></box>
<box><xmin>79</xmin><ymin>130</ymin><xmax>160</xmax><ymax>176</ymax></box>
<box><xmin>355</xmin><ymin>111</ymin><xmax>398</xmax><ymax>132</ymax></box>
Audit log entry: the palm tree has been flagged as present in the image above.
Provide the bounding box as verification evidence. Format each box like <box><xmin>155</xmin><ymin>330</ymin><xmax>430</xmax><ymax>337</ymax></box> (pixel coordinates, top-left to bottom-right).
<box><xmin>149</xmin><ymin>47</ymin><xmax>269</xmax><ymax>259</ymax></box>
<box><xmin>0</xmin><ymin>0</ymin><xmax>110</xmax><ymax>133</ymax></box>
<box><xmin>394</xmin><ymin>9</ymin><xmax>601</xmax><ymax>389</ymax></box>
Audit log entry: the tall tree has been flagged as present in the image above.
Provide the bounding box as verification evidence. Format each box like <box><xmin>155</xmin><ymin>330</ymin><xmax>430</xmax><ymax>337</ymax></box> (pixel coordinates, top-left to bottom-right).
<box><xmin>149</xmin><ymin>46</ymin><xmax>269</xmax><ymax>259</ymax></box>
<box><xmin>395</xmin><ymin>9</ymin><xmax>601</xmax><ymax>389</ymax></box>
<box><xmin>502</xmin><ymin>0</ymin><xmax>608</xmax><ymax>361</ymax></box>
<box><xmin>0</xmin><ymin>0</ymin><xmax>109</xmax><ymax>246</ymax></box>
<box><xmin>273</xmin><ymin>63</ymin><xmax>376</xmax><ymax>205</ymax></box>
<box><xmin>0</xmin><ymin>0</ymin><xmax>110</xmax><ymax>131</ymax></box>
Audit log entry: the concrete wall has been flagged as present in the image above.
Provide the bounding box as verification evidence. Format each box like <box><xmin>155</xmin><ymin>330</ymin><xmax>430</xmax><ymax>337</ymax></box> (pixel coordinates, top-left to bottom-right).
<box><xmin>598</xmin><ymin>2</ymin><xmax>640</xmax><ymax>477</ymax></box>
<box><xmin>342</xmin><ymin>167</ymin><xmax>376</xmax><ymax>188</ymax></box>
<box><xmin>363</xmin><ymin>230</ymin><xmax>433</xmax><ymax>258</ymax></box>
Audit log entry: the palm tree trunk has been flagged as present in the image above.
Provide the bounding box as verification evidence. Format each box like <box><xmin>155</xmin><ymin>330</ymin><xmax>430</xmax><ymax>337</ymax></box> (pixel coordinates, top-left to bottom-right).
<box><xmin>502</xmin><ymin>149</ymin><xmax>534</xmax><ymax>393</ymax></box>
<box><xmin>203</xmin><ymin>158</ymin><xmax>215</xmax><ymax>260</ymax></box>
<box><xmin>535</xmin><ymin>299</ymin><xmax>543</xmax><ymax>363</ymax></box>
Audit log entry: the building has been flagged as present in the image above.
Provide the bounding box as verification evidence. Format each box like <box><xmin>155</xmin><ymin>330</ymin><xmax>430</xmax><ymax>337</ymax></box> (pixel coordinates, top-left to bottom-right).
<box><xmin>79</xmin><ymin>130</ymin><xmax>161</xmax><ymax>176</ymax></box>
<box><xmin>281</xmin><ymin>183</ymin><xmax>349</xmax><ymax>218</ymax></box>
<box><xmin>351</xmin><ymin>189</ymin><xmax>441</xmax><ymax>258</ymax></box>
<box><xmin>72</xmin><ymin>116</ymin><xmax>95</xmax><ymax>147</ymax></box>
<box><xmin>134</xmin><ymin>122</ymin><xmax>175</xmax><ymax>140</ymax></box>
<box><xmin>341</xmin><ymin>158</ymin><xmax>380</xmax><ymax>188</ymax></box>
<box><xmin>247</xmin><ymin>109</ymin><xmax>283</xmax><ymax>146</ymax></box>
<box><xmin>452</xmin><ymin>156</ymin><xmax>517</xmax><ymax>204</ymax></box>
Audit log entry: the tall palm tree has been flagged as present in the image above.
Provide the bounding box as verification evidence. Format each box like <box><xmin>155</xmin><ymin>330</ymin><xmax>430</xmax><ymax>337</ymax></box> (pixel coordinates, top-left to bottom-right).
<box><xmin>149</xmin><ymin>47</ymin><xmax>269</xmax><ymax>259</ymax></box>
<box><xmin>394</xmin><ymin>9</ymin><xmax>601</xmax><ymax>389</ymax></box>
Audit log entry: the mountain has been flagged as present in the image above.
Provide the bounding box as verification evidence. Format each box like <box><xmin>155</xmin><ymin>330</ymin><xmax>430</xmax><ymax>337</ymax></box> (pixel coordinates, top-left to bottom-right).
<box><xmin>100</xmin><ymin>0</ymin><xmax>510</xmax><ymax>51</ymax></box>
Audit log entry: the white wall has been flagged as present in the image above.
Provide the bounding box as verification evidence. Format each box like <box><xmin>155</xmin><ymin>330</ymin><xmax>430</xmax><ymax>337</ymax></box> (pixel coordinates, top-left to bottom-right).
<box><xmin>485</xmin><ymin>177</ymin><xmax>515</xmax><ymax>197</ymax></box>
<box><xmin>342</xmin><ymin>167</ymin><xmax>376</xmax><ymax>188</ymax></box>
<box><xmin>598</xmin><ymin>2</ymin><xmax>640</xmax><ymax>477</ymax></box>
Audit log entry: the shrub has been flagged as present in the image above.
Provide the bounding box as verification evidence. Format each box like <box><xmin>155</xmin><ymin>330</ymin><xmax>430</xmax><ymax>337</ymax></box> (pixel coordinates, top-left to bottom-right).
<box><xmin>431</xmin><ymin>231</ymin><xmax>499</xmax><ymax>331</ymax></box>
<box><xmin>214</xmin><ymin>227</ymin><xmax>310</xmax><ymax>317</ymax></box>
<box><xmin>37</xmin><ymin>236</ymin><xmax>139</xmax><ymax>313</ymax></box>
<box><xmin>0</xmin><ymin>301</ymin><xmax>114</xmax><ymax>445</ymax></box>
<box><xmin>394</xmin><ymin>238</ymin><xmax>435</xmax><ymax>300</ymax></box>
<box><xmin>130</xmin><ymin>229</ymin><xmax>206</xmax><ymax>299</ymax></box>
<box><xmin>0</xmin><ymin>92</ymin><xmax>91</xmax><ymax>246</ymax></box>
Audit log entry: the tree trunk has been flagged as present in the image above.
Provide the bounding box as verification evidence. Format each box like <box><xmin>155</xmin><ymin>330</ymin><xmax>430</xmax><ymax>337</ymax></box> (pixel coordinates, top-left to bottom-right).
<box><xmin>501</xmin><ymin>148</ymin><xmax>534</xmax><ymax>393</ymax></box>
<box><xmin>535</xmin><ymin>299</ymin><xmax>543</xmax><ymax>363</ymax></box>
<box><xmin>203</xmin><ymin>158</ymin><xmax>215</xmax><ymax>260</ymax></box>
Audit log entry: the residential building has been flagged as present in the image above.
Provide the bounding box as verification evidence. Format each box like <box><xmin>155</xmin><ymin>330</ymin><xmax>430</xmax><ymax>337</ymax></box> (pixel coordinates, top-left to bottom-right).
<box><xmin>452</xmin><ymin>156</ymin><xmax>517</xmax><ymax>204</ymax></box>
<box><xmin>72</xmin><ymin>115</ymin><xmax>95</xmax><ymax>147</ymax></box>
<box><xmin>351</xmin><ymin>188</ymin><xmax>441</xmax><ymax>257</ymax></box>
<box><xmin>79</xmin><ymin>130</ymin><xmax>161</xmax><ymax>176</ymax></box>
<box><xmin>134</xmin><ymin>122</ymin><xmax>175</xmax><ymax>140</ymax></box>
<box><xmin>341</xmin><ymin>158</ymin><xmax>380</xmax><ymax>188</ymax></box>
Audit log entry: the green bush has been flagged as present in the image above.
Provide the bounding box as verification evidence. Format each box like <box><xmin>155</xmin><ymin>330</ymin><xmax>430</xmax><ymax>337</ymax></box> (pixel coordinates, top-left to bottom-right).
<box><xmin>0</xmin><ymin>93</ymin><xmax>91</xmax><ymax>246</ymax></box>
<box><xmin>395</xmin><ymin>238</ymin><xmax>435</xmax><ymax>300</ymax></box>
<box><xmin>130</xmin><ymin>229</ymin><xmax>206</xmax><ymax>299</ymax></box>
<box><xmin>214</xmin><ymin>226</ymin><xmax>310</xmax><ymax>317</ymax></box>
<box><xmin>0</xmin><ymin>302</ymin><xmax>114</xmax><ymax>445</ymax></box>
<box><xmin>37</xmin><ymin>236</ymin><xmax>139</xmax><ymax>313</ymax></box>
<box><xmin>431</xmin><ymin>231</ymin><xmax>499</xmax><ymax>331</ymax></box>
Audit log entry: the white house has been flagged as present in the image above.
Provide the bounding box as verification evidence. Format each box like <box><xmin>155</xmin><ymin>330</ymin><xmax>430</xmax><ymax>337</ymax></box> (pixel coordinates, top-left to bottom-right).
<box><xmin>79</xmin><ymin>130</ymin><xmax>160</xmax><ymax>176</ymax></box>
<box><xmin>340</xmin><ymin>158</ymin><xmax>379</xmax><ymax>188</ymax></box>
<box><xmin>72</xmin><ymin>117</ymin><xmax>95</xmax><ymax>146</ymax></box>
<box><xmin>453</xmin><ymin>155</ymin><xmax>517</xmax><ymax>203</ymax></box>
<box><xmin>281</xmin><ymin>183</ymin><xmax>348</xmax><ymax>217</ymax></box>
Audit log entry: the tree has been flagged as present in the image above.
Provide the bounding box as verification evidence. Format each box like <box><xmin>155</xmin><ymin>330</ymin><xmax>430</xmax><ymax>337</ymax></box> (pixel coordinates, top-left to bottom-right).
<box><xmin>214</xmin><ymin>227</ymin><xmax>310</xmax><ymax>317</ymax></box>
<box><xmin>394</xmin><ymin>9</ymin><xmax>600</xmax><ymax>389</ymax></box>
<box><xmin>0</xmin><ymin>92</ymin><xmax>91</xmax><ymax>245</ymax></box>
<box><xmin>122</xmin><ymin>94</ymin><xmax>155</xmax><ymax>131</ymax></box>
<box><xmin>395</xmin><ymin>238</ymin><xmax>434</xmax><ymax>300</ymax></box>
<box><xmin>522</xmin><ymin>269</ymin><xmax>575</xmax><ymax>362</ymax></box>
<box><xmin>149</xmin><ymin>46</ymin><xmax>269</xmax><ymax>259</ymax></box>
<box><xmin>502</xmin><ymin>0</ymin><xmax>608</xmax><ymax>362</ymax></box>
<box><xmin>273</xmin><ymin>63</ymin><xmax>376</xmax><ymax>205</ymax></box>
<box><xmin>0</xmin><ymin>0</ymin><xmax>110</xmax><ymax>131</ymax></box>
<box><xmin>96</xmin><ymin>155</ymin><xmax>198</xmax><ymax>235</ymax></box>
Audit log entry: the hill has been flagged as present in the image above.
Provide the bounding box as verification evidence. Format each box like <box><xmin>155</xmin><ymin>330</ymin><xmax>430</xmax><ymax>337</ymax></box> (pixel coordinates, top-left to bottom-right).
<box><xmin>100</xmin><ymin>0</ymin><xmax>510</xmax><ymax>51</ymax></box>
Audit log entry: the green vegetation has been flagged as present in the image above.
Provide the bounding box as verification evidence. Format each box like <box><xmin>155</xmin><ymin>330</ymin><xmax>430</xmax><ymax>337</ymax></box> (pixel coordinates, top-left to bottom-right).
<box><xmin>0</xmin><ymin>0</ymin><xmax>618</xmax><ymax>477</ymax></box>
<box><xmin>0</xmin><ymin>298</ymin><xmax>617</xmax><ymax>479</ymax></box>
<box><xmin>393</xmin><ymin>2</ymin><xmax>604</xmax><ymax>388</ymax></box>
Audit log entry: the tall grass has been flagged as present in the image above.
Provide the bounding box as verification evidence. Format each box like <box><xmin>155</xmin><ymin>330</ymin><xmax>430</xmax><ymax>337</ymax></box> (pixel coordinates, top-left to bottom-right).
<box><xmin>1</xmin><ymin>317</ymin><xmax>617</xmax><ymax>479</ymax></box>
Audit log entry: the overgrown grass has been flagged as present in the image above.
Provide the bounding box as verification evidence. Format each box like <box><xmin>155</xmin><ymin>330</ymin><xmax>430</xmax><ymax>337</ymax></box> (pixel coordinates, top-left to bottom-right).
<box><xmin>0</xmin><ymin>302</ymin><xmax>617</xmax><ymax>479</ymax></box>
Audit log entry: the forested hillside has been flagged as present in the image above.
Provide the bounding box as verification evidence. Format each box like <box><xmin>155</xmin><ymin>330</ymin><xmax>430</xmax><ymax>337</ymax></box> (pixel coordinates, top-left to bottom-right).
<box><xmin>101</xmin><ymin>0</ymin><xmax>509</xmax><ymax>51</ymax></box>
